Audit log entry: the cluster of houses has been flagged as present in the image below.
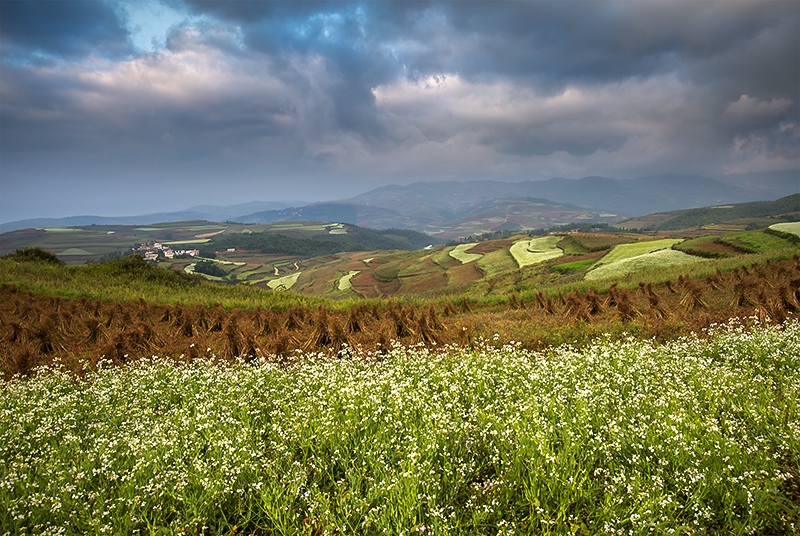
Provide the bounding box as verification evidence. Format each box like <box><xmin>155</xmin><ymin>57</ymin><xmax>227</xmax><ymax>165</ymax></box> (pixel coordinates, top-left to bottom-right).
<box><xmin>135</xmin><ymin>242</ymin><xmax>200</xmax><ymax>261</ymax></box>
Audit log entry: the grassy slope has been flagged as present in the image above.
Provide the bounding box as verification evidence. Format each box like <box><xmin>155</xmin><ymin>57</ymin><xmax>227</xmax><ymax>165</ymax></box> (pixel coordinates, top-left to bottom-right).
<box><xmin>660</xmin><ymin>194</ymin><xmax>800</xmax><ymax>230</ymax></box>
<box><xmin>0</xmin><ymin>257</ymin><xmax>322</xmax><ymax>310</ymax></box>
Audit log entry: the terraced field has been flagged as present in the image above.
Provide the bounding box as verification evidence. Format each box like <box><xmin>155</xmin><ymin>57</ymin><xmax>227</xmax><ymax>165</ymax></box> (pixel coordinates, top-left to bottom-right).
<box><xmin>770</xmin><ymin>221</ymin><xmax>800</xmax><ymax>237</ymax></box>
<box><xmin>509</xmin><ymin>236</ymin><xmax>563</xmax><ymax>267</ymax></box>
<box><xmin>4</xmin><ymin>219</ymin><xmax>800</xmax><ymax>300</ymax></box>
<box><xmin>592</xmin><ymin>238</ymin><xmax>683</xmax><ymax>266</ymax></box>
<box><xmin>585</xmin><ymin>248</ymin><xmax>704</xmax><ymax>281</ymax></box>
<box><xmin>449</xmin><ymin>243</ymin><xmax>483</xmax><ymax>264</ymax></box>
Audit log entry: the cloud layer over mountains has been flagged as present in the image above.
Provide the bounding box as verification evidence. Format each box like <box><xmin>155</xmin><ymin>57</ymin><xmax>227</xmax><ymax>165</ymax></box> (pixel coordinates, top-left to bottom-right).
<box><xmin>1</xmin><ymin>1</ymin><xmax>797</xmax><ymax>222</ymax></box>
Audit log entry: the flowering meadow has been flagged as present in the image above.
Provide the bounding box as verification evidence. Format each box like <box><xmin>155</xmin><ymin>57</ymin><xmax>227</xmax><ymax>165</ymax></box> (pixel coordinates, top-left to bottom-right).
<box><xmin>2</xmin><ymin>319</ymin><xmax>799</xmax><ymax>535</ymax></box>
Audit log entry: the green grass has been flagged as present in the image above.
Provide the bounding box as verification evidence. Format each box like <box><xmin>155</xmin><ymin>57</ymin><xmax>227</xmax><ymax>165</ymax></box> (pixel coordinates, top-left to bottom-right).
<box><xmin>373</xmin><ymin>260</ymin><xmax>403</xmax><ymax>282</ymax></box>
<box><xmin>595</xmin><ymin>238</ymin><xmax>683</xmax><ymax>266</ymax></box>
<box><xmin>552</xmin><ymin>258</ymin><xmax>597</xmax><ymax>274</ymax></box>
<box><xmin>0</xmin><ymin>258</ymin><xmax>319</xmax><ymax>310</ymax></box>
<box><xmin>2</xmin><ymin>320</ymin><xmax>797</xmax><ymax>534</ymax></box>
<box><xmin>509</xmin><ymin>236</ymin><xmax>563</xmax><ymax>267</ymax></box>
<box><xmin>586</xmin><ymin>248</ymin><xmax>704</xmax><ymax>281</ymax></box>
<box><xmin>449</xmin><ymin>243</ymin><xmax>483</xmax><ymax>264</ymax></box>
<box><xmin>719</xmin><ymin>230</ymin><xmax>796</xmax><ymax>254</ymax></box>
<box><xmin>431</xmin><ymin>247</ymin><xmax>457</xmax><ymax>268</ymax></box>
<box><xmin>476</xmin><ymin>248</ymin><xmax>518</xmax><ymax>278</ymax></box>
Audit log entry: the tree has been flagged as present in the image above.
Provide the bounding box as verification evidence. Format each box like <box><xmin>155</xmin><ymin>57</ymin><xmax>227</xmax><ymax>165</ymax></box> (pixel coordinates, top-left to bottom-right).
<box><xmin>1</xmin><ymin>247</ymin><xmax>64</xmax><ymax>265</ymax></box>
<box><xmin>194</xmin><ymin>260</ymin><xmax>226</xmax><ymax>277</ymax></box>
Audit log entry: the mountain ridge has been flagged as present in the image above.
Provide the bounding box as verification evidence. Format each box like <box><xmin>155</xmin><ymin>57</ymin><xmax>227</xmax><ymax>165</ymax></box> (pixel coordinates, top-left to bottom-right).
<box><xmin>3</xmin><ymin>173</ymin><xmax>796</xmax><ymax>234</ymax></box>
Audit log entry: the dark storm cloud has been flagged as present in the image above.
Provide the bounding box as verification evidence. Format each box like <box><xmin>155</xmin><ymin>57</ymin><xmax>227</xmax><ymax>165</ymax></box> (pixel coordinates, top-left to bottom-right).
<box><xmin>172</xmin><ymin>0</ymin><xmax>798</xmax><ymax>158</ymax></box>
<box><xmin>0</xmin><ymin>0</ymin><xmax>133</xmax><ymax>61</ymax></box>
<box><xmin>1</xmin><ymin>0</ymin><xmax>798</xmax><ymax>222</ymax></box>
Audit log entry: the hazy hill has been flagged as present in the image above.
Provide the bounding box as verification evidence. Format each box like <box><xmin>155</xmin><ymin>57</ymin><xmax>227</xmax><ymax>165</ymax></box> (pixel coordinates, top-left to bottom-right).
<box><xmin>239</xmin><ymin>203</ymin><xmax>411</xmax><ymax>229</ymax></box>
<box><xmin>237</xmin><ymin>198</ymin><xmax>622</xmax><ymax>239</ymax></box>
<box><xmin>0</xmin><ymin>201</ymin><xmax>302</xmax><ymax>233</ymax></box>
<box><xmin>715</xmin><ymin>170</ymin><xmax>799</xmax><ymax>199</ymax></box>
<box><xmin>620</xmin><ymin>194</ymin><xmax>800</xmax><ymax>231</ymax></box>
<box><xmin>348</xmin><ymin>174</ymin><xmax>782</xmax><ymax>218</ymax></box>
<box><xmin>4</xmin><ymin>173</ymin><xmax>795</xmax><ymax>234</ymax></box>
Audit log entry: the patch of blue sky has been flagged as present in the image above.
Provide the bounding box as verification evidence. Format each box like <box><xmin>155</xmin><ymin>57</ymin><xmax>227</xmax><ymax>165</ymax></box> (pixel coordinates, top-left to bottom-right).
<box><xmin>118</xmin><ymin>0</ymin><xmax>190</xmax><ymax>52</ymax></box>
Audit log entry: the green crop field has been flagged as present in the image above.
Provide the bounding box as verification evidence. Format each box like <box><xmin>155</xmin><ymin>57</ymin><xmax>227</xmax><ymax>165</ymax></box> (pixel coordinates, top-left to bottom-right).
<box><xmin>57</xmin><ymin>248</ymin><xmax>92</xmax><ymax>256</ymax></box>
<box><xmin>770</xmin><ymin>222</ymin><xmax>800</xmax><ymax>238</ymax></box>
<box><xmin>337</xmin><ymin>270</ymin><xmax>360</xmax><ymax>291</ymax></box>
<box><xmin>586</xmin><ymin>248</ymin><xmax>705</xmax><ymax>281</ymax></box>
<box><xmin>42</xmin><ymin>227</ymin><xmax>83</xmax><ymax>233</ymax></box>
<box><xmin>2</xmin><ymin>319</ymin><xmax>797</xmax><ymax>535</ymax></box>
<box><xmin>556</xmin><ymin>233</ymin><xmax>635</xmax><ymax>255</ymax></box>
<box><xmin>449</xmin><ymin>243</ymin><xmax>483</xmax><ymax>264</ymax></box>
<box><xmin>267</xmin><ymin>272</ymin><xmax>302</xmax><ymax>291</ymax></box>
<box><xmin>162</xmin><ymin>239</ymin><xmax>211</xmax><ymax>245</ymax></box>
<box><xmin>509</xmin><ymin>236</ymin><xmax>563</xmax><ymax>267</ymax></box>
<box><xmin>719</xmin><ymin>230</ymin><xmax>796</xmax><ymax>254</ymax></box>
<box><xmin>594</xmin><ymin>238</ymin><xmax>683</xmax><ymax>267</ymax></box>
<box><xmin>552</xmin><ymin>258</ymin><xmax>597</xmax><ymax>273</ymax></box>
<box><xmin>476</xmin><ymin>248</ymin><xmax>518</xmax><ymax>278</ymax></box>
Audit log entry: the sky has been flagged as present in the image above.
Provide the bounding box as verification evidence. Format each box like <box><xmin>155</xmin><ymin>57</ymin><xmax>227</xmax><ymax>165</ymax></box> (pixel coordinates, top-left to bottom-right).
<box><xmin>1</xmin><ymin>0</ymin><xmax>798</xmax><ymax>223</ymax></box>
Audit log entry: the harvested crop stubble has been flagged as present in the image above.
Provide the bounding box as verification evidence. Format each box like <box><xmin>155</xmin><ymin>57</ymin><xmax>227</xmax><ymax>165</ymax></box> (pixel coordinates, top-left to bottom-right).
<box><xmin>2</xmin><ymin>256</ymin><xmax>799</xmax><ymax>378</ymax></box>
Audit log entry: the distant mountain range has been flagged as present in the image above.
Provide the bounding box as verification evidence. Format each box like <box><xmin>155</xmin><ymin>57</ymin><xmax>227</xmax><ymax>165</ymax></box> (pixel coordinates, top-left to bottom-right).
<box><xmin>3</xmin><ymin>172</ymin><xmax>796</xmax><ymax>236</ymax></box>
<box><xmin>0</xmin><ymin>201</ymin><xmax>305</xmax><ymax>234</ymax></box>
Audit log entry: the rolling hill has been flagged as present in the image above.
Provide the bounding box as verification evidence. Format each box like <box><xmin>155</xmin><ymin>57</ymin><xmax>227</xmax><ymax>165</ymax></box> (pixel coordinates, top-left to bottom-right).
<box><xmin>5</xmin><ymin>173</ymin><xmax>795</xmax><ymax>235</ymax></box>
<box><xmin>620</xmin><ymin>194</ymin><xmax>800</xmax><ymax>231</ymax></box>
<box><xmin>238</xmin><ymin>197</ymin><xmax>621</xmax><ymax>239</ymax></box>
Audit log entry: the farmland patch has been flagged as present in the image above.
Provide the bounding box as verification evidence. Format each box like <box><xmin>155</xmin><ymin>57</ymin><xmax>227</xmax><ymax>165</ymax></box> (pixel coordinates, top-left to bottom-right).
<box><xmin>431</xmin><ymin>247</ymin><xmax>459</xmax><ymax>269</ymax></box>
<box><xmin>374</xmin><ymin>260</ymin><xmax>403</xmax><ymax>282</ymax></box>
<box><xmin>476</xmin><ymin>248</ymin><xmax>518</xmax><ymax>278</ymax></box>
<box><xmin>447</xmin><ymin>262</ymin><xmax>484</xmax><ymax>286</ymax></box>
<box><xmin>595</xmin><ymin>238</ymin><xmax>683</xmax><ymax>266</ymax></box>
<box><xmin>449</xmin><ymin>243</ymin><xmax>483</xmax><ymax>264</ymax></box>
<box><xmin>194</xmin><ymin>230</ymin><xmax>226</xmax><ymax>239</ymax></box>
<box><xmin>586</xmin><ymin>248</ymin><xmax>704</xmax><ymax>281</ymax></box>
<box><xmin>552</xmin><ymin>258</ymin><xmax>597</xmax><ymax>274</ymax></box>
<box><xmin>509</xmin><ymin>236</ymin><xmax>563</xmax><ymax>268</ymax></box>
<box><xmin>58</xmin><ymin>248</ymin><xmax>93</xmax><ymax>256</ymax></box>
<box><xmin>267</xmin><ymin>272</ymin><xmax>302</xmax><ymax>291</ymax></box>
<box><xmin>162</xmin><ymin>239</ymin><xmax>211</xmax><ymax>245</ymax></box>
<box><xmin>718</xmin><ymin>230</ymin><xmax>796</xmax><ymax>254</ymax></box>
<box><xmin>769</xmin><ymin>222</ymin><xmax>800</xmax><ymax>238</ymax></box>
<box><xmin>673</xmin><ymin>236</ymin><xmax>741</xmax><ymax>258</ymax></box>
<box><xmin>337</xmin><ymin>270</ymin><xmax>360</xmax><ymax>291</ymax></box>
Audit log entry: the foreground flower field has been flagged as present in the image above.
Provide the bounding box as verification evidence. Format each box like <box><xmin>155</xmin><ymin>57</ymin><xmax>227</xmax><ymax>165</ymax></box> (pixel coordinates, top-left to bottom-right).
<box><xmin>2</xmin><ymin>320</ymin><xmax>799</xmax><ymax>535</ymax></box>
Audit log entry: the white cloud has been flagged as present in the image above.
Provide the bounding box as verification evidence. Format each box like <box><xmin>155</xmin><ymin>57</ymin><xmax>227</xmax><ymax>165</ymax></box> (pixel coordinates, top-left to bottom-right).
<box><xmin>722</xmin><ymin>94</ymin><xmax>793</xmax><ymax>123</ymax></box>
